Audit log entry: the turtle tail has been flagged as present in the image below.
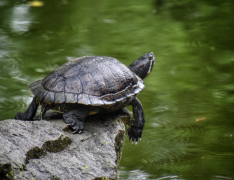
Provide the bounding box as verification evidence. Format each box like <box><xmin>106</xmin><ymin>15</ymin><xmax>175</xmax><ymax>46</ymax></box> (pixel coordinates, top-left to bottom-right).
<box><xmin>29</xmin><ymin>79</ymin><xmax>48</xmax><ymax>99</ymax></box>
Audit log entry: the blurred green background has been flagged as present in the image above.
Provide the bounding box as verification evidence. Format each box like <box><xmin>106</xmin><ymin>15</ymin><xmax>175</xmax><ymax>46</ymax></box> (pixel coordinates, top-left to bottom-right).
<box><xmin>1</xmin><ymin>0</ymin><xmax>234</xmax><ymax>179</ymax></box>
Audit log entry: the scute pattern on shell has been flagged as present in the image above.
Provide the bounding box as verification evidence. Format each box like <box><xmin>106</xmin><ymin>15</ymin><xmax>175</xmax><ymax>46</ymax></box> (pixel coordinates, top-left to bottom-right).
<box><xmin>29</xmin><ymin>56</ymin><xmax>145</xmax><ymax>106</ymax></box>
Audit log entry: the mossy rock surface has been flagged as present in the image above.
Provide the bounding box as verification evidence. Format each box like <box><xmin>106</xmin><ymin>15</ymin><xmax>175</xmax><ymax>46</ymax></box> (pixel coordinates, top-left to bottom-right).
<box><xmin>0</xmin><ymin>109</ymin><xmax>130</xmax><ymax>180</ymax></box>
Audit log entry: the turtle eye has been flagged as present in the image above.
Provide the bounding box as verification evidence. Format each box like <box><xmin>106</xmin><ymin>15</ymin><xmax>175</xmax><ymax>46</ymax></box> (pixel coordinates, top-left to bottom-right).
<box><xmin>149</xmin><ymin>53</ymin><xmax>154</xmax><ymax>60</ymax></box>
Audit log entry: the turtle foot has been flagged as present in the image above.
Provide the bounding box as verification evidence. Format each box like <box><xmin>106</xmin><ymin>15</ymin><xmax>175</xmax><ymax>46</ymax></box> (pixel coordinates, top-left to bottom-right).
<box><xmin>15</xmin><ymin>112</ymin><xmax>24</xmax><ymax>120</ymax></box>
<box><xmin>64</xmin><ymin>116</ymin><xmax>85</xmax><ymax>134</ymax></box>
<box><xmin>128</xmin><ymin>126</ymin><xmax>143</xmax><ymax>144</ymax></box>
<box><xmin>15</xmin><ymin>112</ymin><xmax>33</xmax><ymax>121</ymax></box>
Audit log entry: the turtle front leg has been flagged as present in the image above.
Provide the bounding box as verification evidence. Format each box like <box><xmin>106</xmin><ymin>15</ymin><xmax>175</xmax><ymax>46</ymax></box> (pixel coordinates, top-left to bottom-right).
<box><xmin>129</xmin><ymin>97</ymin><xmax>145</xmax><ymax>144</ymax></box>
<box><xmin>63</xmin><ymin>105</ymin><xmax>90</xmax><ymax>134</ymax></box>
<box><xmin>15</xmin><ymin>97</ymin><xmax>39</xmax><ymax>120</ymax></box>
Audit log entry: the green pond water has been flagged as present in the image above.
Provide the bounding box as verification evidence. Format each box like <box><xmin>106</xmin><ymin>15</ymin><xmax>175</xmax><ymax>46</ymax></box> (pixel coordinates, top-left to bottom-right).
<box><xmin>1</xmin><ymin>0</ymin><xmax>234</xmax><ymax>179</ymax></box>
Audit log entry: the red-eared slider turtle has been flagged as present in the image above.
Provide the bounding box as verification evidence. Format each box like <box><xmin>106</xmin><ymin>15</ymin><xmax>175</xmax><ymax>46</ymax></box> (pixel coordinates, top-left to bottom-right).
<box><xmin>15</xmin><ymin>52</ymin><xmax>155</xmax><ymax>143</ymax></box>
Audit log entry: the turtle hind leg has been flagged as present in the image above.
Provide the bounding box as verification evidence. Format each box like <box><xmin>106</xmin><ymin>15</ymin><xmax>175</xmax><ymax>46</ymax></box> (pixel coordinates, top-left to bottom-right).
<box><xmin>128</xmin><ymin>97</ymin><xmax>145</xmax><ymax>144</ymax></box>
<box><xmin>15</xmin><ymin>97</ymin><xmax>39</xmax><ymax>120</ymax></box>
<box><xmin>63</xmin><ymin>104</ymin><xmax>90</xmax><ymax>134</ymax></box>
<box><xmin>40</xmin><ymin>103</ymin><xmax>50</xmax><ymax>120</ymax></box>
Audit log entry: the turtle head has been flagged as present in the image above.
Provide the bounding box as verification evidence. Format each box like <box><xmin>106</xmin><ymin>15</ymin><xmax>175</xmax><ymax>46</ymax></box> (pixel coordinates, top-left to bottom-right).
<box><xmin>129</xmin><ymin>52</ymin><xmax>155</xmax><ymax>79</ymax></box>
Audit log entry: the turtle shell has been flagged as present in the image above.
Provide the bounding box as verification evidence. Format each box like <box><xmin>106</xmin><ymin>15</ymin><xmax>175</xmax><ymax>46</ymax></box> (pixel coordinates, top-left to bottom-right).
<box><xmin>29</xmin><ymin>56</ymin><xmax>145</xmax><ymax>106</ymax></box>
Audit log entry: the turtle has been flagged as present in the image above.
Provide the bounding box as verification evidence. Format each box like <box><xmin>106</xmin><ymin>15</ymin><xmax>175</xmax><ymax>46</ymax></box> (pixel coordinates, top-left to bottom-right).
<box><xmin>15</xmin><ymin>52</ymin><xmax>155</xmax><ymax>143</ymax></box>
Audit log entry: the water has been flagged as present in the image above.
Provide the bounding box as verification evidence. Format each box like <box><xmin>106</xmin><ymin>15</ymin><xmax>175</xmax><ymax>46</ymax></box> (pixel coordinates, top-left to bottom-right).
<box><xmin>1</xmin><ymin>0</ymin><xmax>234</xmax><ymax>179</ymax></box>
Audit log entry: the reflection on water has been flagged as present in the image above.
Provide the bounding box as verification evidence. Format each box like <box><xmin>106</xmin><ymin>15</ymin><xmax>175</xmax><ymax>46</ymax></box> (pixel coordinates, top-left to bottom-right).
<box><xmin>11</xmin><ymin>5</ymin><xmax>32</xmax><ymax>34</ymax></box>
<box><xmin>1</xmin><ymin>0</ymin><xmax>234</xmax><ymax>179</ymax></box>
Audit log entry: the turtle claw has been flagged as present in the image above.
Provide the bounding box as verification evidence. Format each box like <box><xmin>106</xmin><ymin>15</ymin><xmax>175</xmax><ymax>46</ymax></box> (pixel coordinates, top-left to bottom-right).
<box><xmin>78</xmin><ymin>130</ymin><xmax>83</xmax><ymax>134</ymax></box>
<box><xmin>130</xmin><ymin>139</ymin><xmax>138</xmax><ymax>144</ymax></box>
<box><xmin>72</xmin><ymin>128</ymin><xmax>79</xmax><ymax>134</ymax></box>
<box><xmin>72</xmin><ymin>129</ymin><xmax>83</xmax><ymax>134</ymax></box>
<box><xmin>64</xmin><ymin>116</ymin><xmax>85</xmax><ymax>134</ymax></box>
<box><xmin>130</xmin><ymin>139</ymin><xmax>138</xmax><ymax>145</ymax></box>
<box><xmin>128</xmin><ymin>125</ymin><xmax>142</xmax><ymax>144</ymax></box>
<box><xmin>71</xmin><ymin>122</ymin><xmax>84</xmax><ymax>134</ymax></box>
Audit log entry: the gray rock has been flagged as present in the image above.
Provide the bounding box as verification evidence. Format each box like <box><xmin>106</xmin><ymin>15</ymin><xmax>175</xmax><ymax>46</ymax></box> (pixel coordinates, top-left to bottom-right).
<box><xmin>0</xmin><ymin>109</ymin><xmax>131</xmax><ymax>180</ymax></box>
